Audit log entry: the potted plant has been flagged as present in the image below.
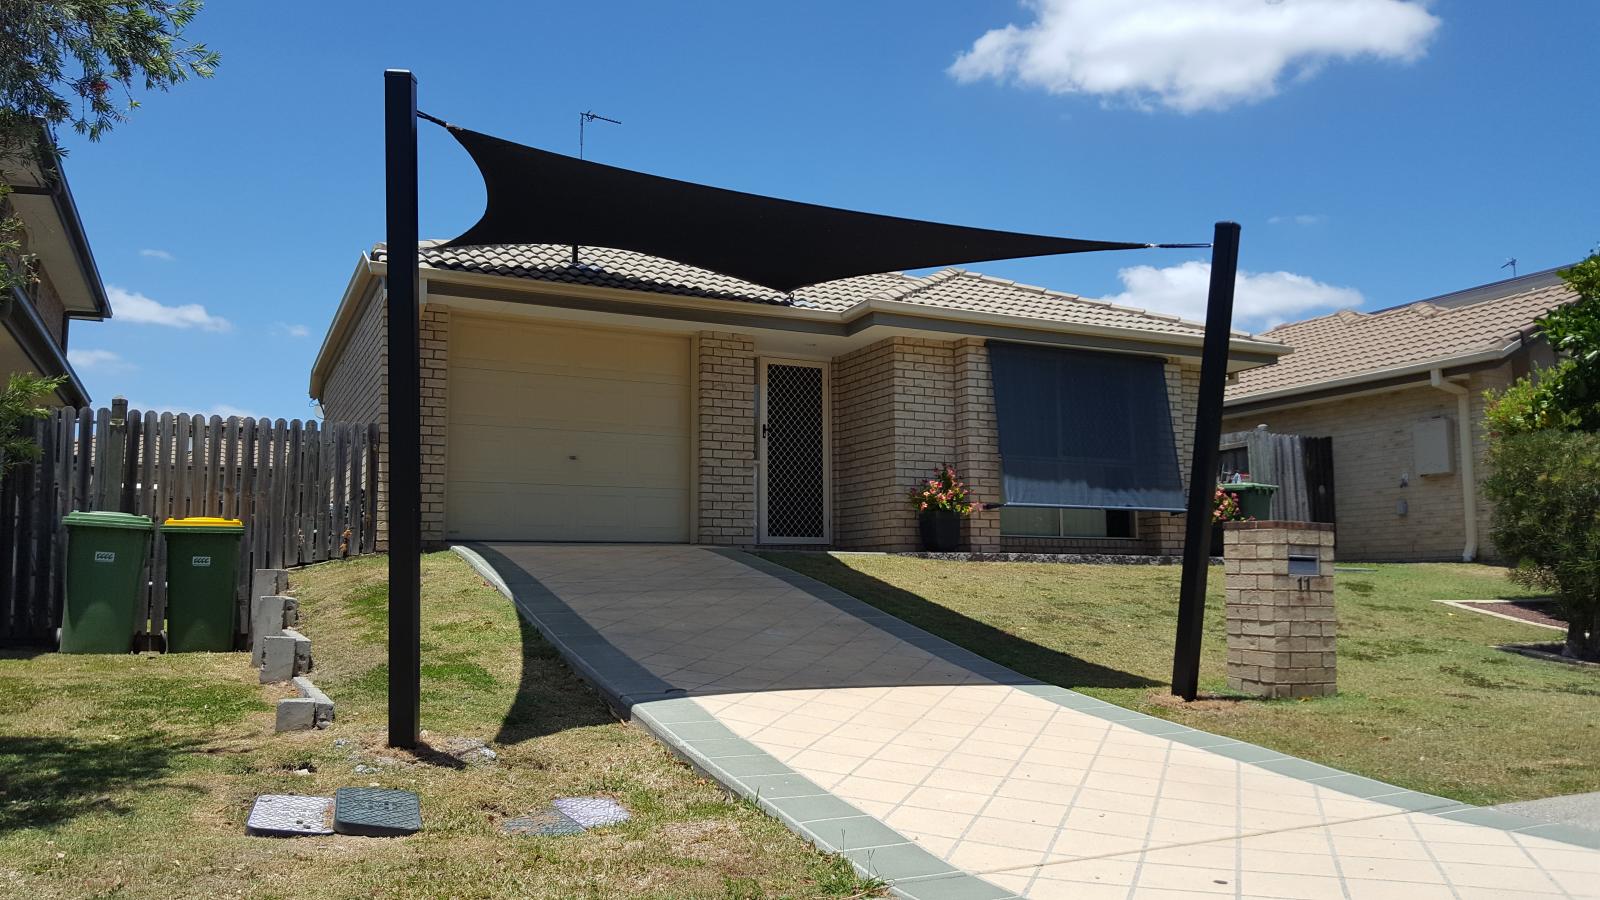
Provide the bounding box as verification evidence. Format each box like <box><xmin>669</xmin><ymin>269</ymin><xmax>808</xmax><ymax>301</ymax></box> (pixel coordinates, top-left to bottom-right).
<box><xmin>910</xmin><ymin>464</ymin><xmax>973</xmax><ymax>552</ymax></box>
<box><xmin>1210</xmin><ymin>486</ymin><xmax>1252</xmax><ymax>556</ymax></box>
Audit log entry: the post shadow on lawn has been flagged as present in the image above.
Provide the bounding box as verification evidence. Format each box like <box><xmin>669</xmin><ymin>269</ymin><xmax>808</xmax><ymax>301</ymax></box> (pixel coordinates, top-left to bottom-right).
<box><xmin>757</xmin><ymin>552</ymin><xmax>1159</xmax><ymax>692</ymax></box>
<box><xmin>0</xmin><ymin>735</ymin><xmax>203</xmax><ymax>833</ymax></box>
<box><xmin>493</xmin><ymin>611</ymin><xmax>619</xmax><ymax>745</ymax></box>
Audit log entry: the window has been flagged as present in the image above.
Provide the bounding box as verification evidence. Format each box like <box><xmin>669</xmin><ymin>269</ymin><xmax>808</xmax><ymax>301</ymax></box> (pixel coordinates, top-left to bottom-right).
<box><xmin>987</xmin><ymin>342</ymin><xmax>1185</xmax><ymax>511</ymax></box>
<box><xmin>1000</xmin><ymin>507</ymin><xmax>1138</xmax><ymax>539</ymax></box>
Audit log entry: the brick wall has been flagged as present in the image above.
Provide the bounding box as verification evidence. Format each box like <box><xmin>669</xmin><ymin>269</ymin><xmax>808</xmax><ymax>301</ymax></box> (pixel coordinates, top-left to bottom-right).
<box><xmin>420</xmin><ymin>307</ymin><xmax>449</xmax><ymax>547</ymax></box>
<box><xmin>953</xmin><ymin>339</ymin><xmax>1001</xmax><ymax>552</ymax></box>
<box><xmin>1221</xmin><ymin>366</ymin><xmax>1512</xmax><ymax>562</ymax></box>
<box><xmin>696</xmin><ymin>332</ymin><xmax>757</xmax><ymax>544</ymax></box>
<box><xmin>833</xmin><ymin>337</ymin><xmax>1012</xmax><ymax>552</ymax></box>
<box><xmin>320</xmin><ymin>283</ymin><xmax>388</xmax><ymax>548</ymax></box>
<box><xmin>1224</xmin><ymin>521</ymin><xmax>1338</xmax><ymax>698</ymax></box>
<box><xmin>33</xmin><ymin>270</ymin><xmax>66</xmax><ymax>348</ymax></box>
<box><xmin>833</xmin><ymin>339</ymin><xmax>902</xmax><ymax>548</ymax></box>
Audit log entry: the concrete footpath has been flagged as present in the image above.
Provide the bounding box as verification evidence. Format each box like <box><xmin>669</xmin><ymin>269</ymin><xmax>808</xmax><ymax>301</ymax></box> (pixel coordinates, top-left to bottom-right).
<box><xmin>457</xmin><ymin>543</ymin><xmax>1600</xmax><ymax>900</ymax></box>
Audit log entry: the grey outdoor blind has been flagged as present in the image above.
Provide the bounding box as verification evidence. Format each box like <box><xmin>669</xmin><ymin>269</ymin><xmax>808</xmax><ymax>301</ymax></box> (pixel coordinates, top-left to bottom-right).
<box><xmin>988</xmin><ymin>342</ymin><xmax>1186</xmax><ymax>511</ymax></box>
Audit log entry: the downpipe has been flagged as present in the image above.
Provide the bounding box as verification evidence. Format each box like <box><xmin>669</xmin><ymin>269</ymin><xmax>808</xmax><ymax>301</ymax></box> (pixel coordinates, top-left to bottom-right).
<box><xmin>1429</xmin><ymin>369</ymin><xmax>1478</xmax><ymax>562</ymax></box>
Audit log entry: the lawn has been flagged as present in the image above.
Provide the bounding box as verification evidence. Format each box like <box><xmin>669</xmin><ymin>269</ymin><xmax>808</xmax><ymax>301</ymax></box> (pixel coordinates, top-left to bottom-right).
<box><xmin>0</xmin><ymin>552</ymin><xmax>881</xmax><ymax>900</ymax></box>
<box><xmin>758</xmin><ymin>553</ymin><xmax>1599</xmax><ymax>807</ymax></box>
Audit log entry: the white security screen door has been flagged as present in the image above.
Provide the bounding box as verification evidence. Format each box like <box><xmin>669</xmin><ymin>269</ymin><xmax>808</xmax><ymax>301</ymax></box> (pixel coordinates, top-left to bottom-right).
<box><xmin>758</xmin><ymin>359</ymin><xmax>830</xmax><ymax>544</ymax></box>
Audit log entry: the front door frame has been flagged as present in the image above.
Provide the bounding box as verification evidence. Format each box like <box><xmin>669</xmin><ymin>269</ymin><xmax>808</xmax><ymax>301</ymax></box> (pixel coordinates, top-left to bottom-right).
<box><xmin>757</xmin><ymin>356</ymin><xmax>831</xmax><ymax>545</ymax></box>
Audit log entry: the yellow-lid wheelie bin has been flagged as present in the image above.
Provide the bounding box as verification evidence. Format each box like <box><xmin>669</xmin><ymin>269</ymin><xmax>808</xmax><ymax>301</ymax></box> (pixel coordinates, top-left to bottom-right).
<box><xmin>160</xmin><ymin>517</ymin><xmax>244</xmax><ymax>652</ymax></box>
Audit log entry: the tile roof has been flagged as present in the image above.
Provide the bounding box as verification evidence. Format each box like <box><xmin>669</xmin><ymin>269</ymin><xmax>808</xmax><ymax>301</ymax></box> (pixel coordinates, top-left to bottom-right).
<box><xmin>1227</xmin><ymin>279</ymin><xmax>1578</xmax><ymax>402</ymax></box>
<box><xmin>380</xmin><ymin>242</ymin><xmax>1234</xmax><ymax>339</ymax></box>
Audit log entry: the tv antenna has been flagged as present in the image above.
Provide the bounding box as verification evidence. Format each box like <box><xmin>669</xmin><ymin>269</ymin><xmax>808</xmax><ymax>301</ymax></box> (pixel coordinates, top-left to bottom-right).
<box><xmin>1501</xmin><ymin>257</ymin><xmax>1518</xmax><ymax>277</ymax></box>
<box><xmin>579</xmin><ymin>110</ymin><xmax>621</xmax><ymax>160</ymax></box>
<box><xmin>574</xmin><ymin>111</ymin><xmax>622</xmax><ymax>265</ymax></box>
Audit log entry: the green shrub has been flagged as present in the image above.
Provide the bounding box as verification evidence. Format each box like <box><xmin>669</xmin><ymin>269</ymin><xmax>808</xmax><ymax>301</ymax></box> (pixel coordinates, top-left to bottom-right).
<box><xmin>1483</xmin><ymin>429</ymin><xmax>1600</xmax><ymax>659</ymax></box>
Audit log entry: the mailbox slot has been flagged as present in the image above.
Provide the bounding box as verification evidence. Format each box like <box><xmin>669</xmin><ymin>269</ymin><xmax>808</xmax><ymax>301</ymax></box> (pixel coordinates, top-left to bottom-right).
<box><xmin>1287</xmin><ymin>543</ymin><xmax>1322</xmax><ymax>576</ymax></box>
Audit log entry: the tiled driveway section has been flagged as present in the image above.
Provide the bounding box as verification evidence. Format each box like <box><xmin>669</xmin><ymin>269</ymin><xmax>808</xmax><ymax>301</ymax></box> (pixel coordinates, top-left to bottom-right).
<box><xmin>461</xmin><ymin>543</ymin><xmax>1600</xmax><ymax>899</ymax></box>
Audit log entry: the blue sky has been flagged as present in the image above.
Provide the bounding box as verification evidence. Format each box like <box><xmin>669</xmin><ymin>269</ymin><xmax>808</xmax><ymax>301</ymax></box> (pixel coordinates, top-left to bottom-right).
<box><xmin>54</xmin><ymin>0</ymin><xmax>1599</xmax><ymax>419</ymax></box>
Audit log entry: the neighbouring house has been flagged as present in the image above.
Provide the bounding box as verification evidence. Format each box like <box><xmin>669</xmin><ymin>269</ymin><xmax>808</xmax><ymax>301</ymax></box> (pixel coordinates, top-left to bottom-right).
<box><xmin>1221</xmin><ymin>266</ymin><xmax>1578</xmax><ymax>562</ymax></box>
<box><xmin>0</xmin><ymin>126</ymin><xmax>110</xmax><ymax>406</ymax></box>
<box><xmin>310</xmin><ymin>242</ymin><xmax>1286</xmax><ymax>553</ymax></box>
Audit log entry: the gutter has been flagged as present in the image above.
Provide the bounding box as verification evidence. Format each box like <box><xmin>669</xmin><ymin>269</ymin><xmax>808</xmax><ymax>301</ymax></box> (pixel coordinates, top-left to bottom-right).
<box><xmin>1429</xmin><ymin>369</ymin><xmax>1478</xmax><ymax>562</ymax></box>
<box><xmin>1225</xmin><ymin>343</ymin><xmax>1518</xmax><ymax>411</ymax></box>
<box><xmin>5</xmin><ymin>285</ymin><xmax>90</xmax><ymax>405</ymax></box>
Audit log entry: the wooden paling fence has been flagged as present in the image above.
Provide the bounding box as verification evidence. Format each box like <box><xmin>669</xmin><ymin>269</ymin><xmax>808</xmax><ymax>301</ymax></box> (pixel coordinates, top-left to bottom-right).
<box><xmin>0</xmin><ymin>400</ymin><xmax>380</xmax><ymax>649</ymax></box>
<box><xmin>1220</xmin><ymin>428</ymin><xmax>1337</xmax><ymax>525</ymax></box>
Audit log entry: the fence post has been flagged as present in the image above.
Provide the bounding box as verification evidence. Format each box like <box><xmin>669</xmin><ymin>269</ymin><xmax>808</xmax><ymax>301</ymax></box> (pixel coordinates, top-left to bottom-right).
<box><xmin>97</xmin><ymin>397</ymin><xmax>128</xmax><ymax>512</ymax></box>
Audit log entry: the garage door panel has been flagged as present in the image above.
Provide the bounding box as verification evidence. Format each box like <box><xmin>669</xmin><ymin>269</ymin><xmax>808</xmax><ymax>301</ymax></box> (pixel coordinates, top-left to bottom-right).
<box><xmin>451</xmin><ymin>366</ymin><xmax>687</xmax><ymax>435</ymax></box>
<box><xmin>445</xmin><ymin>318</ymin><xmax>691</xmax><ymax>542</ymax></box>
<box><xmin>450</xmin><ymin>423</ymin><xmax>687</xmax><ymax>490</ymax></box>
<box><xmin>448</xmin><ymin>484</ymin><xmax>687</xmax><ymax>542</ymax></box>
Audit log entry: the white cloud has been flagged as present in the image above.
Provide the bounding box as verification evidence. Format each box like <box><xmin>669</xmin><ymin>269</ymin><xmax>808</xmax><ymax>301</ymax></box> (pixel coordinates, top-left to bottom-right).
<box><xmin>949</xmin><ymin>0</ymin><xmax>1441</xmax><ymax>112</ymax></box>
<box><xmin>67</xmin><ymin>348</ymin><xmax>137</xmax><ymax>374</ymax></box>
<box><xmin>272</xmin><ymin>322</ymin><xmax>311</xmax><ymax>338</ymax></box>
<box><xmin>139</xmin><ymin>248</ymin><xmax>175</xmax><ymax>261</ymax></box>
<box><xmin>1269</xmin><ymin>213</ymin><xmax>1326</xmax><ymax>226</ymax></box>
<box><xmin>1094</xmin><ymin>260</ymin><xmax>1361</xmax><ymax>330</ymax></box>
<box><xmin>109</xmin><ymin>285</ymin><xmax>232</xmax><ymax>332</ymax></box>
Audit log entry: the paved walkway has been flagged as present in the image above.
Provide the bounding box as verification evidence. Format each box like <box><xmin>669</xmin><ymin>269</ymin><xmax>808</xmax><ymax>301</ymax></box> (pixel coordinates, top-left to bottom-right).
<box><xmin>458</xmin><ymin>543</ymin><xmax>1600</xmax><ymax>900</ymax></box>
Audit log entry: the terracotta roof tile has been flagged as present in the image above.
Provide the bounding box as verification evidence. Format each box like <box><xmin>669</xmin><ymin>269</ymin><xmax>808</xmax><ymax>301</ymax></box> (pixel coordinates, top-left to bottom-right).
<box><xmin>1227</xmin><ymin>280</ymin><xmax>1577</xmax><ymax>401</ymax></box>
<box><xmin>374</xmin><ymin>242</ymin><xmax>1229</xmax><ymax>339</ymax></box>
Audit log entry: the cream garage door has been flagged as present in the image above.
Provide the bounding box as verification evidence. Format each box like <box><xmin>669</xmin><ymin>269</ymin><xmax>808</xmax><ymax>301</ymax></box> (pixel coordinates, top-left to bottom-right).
<box><xmin>446</xmin><ymin>318</ymin><xmax>690</xmax><ymax>542</ymax></box>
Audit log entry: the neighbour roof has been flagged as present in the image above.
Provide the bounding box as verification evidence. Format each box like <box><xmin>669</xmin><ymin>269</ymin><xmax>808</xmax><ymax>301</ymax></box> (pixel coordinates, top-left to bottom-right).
<box><xmin>382</xmin><ymin>242</ymin><xmax>1236</xmax><ymax>339</ymax></box>
<box><xmin>1226</xmin><ymin>272</ymin><xmax>1578</xmax><ymax>403</ymax></box>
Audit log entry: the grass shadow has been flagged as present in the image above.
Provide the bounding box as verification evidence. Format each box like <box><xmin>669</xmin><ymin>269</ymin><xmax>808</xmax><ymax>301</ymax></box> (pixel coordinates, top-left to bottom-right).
<box><xmin>0</xmin><ymin>734</ymin><xmax>203</xmax><ymax>834</ymax></box>
<box><xmin>494</xmin><ymin>611</ymin><xmax>619</xmax><ymax>745</ymax></box>
<box><xmin>757</xmin><ymin>553</ymin><xmax>1159</xmax><ymax>691</ymax></box>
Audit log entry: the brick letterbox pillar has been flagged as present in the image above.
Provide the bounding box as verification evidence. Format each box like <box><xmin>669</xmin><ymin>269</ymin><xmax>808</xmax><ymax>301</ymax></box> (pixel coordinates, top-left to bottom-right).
<box><xmin>1223</xmin><ymin>520</ymin><xmax>1337</xmax><ymax>698</ymax></box>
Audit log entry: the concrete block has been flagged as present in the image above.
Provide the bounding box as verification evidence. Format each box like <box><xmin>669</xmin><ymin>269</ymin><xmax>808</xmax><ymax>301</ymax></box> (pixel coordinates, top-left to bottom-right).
<box><xmin>292</xmin><ymin>675</ymin><xmax>335</xmax><ymax>727</ymax></box>
<box><xmin>282</xmin><ymin>628</ymin><xmax>313</xmax><ymax>675</ymax></box>
<box><xmin>261</xmin><ymin>634</ymin><xmax>296</xmax><ymax>683</ymax></box>
<box><xmin>250</xmin><ymin>596</ymin><xmax>287</xmax><ymax>666</ymax></box>
<box><xmin>275</xmin><ymin>697</ymin><xmax>318</xmax><ymax>732</ymax></box>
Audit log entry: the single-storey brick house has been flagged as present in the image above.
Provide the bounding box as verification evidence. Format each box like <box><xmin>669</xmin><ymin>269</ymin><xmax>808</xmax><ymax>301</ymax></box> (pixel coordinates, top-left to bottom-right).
<box><xmin>1221</xmin><ymin>266</ymin><xmax>1576</xmax><ymax>562</ymax></box>
<box><xmin>311</xmin><ymin>242</ymin><xmax>1285</xmax><ymax>554</ymax></box>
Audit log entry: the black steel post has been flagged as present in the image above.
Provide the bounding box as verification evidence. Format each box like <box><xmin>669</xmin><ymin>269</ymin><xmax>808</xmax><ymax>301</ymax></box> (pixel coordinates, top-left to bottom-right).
<box><xmin>1171</xmin><ymin>221</ymin><xmax>1241</xmax><ymax>701</ymax></box>
<box><xmin>384</xmin><ymin>69</ymin><xmax>421</xmax><ymax>748</ymax></box>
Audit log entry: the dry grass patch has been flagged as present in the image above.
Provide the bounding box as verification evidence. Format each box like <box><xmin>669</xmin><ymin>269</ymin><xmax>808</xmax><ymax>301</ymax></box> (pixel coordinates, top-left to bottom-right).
<box><xmin>0</xmin><ymin>552</ymin><xmax>880</xmax><ymax>899</ymax></box>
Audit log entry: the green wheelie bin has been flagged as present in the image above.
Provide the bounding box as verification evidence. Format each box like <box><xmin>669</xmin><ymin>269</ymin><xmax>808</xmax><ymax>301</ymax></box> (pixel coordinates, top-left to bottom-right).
<box><xmin>161</xmin><ymin>517</ymin><xmax>244</xmax><ymax>652</ymax></box>
<box><xmin>60</xmin><ymin>510</ymin><xmax>154</xmax><ymax>653</ymax></box>
<box><xmin>1228</xmin><ymin>482</ymin><xmax>1279</xmax><ymax>520</ymax></box>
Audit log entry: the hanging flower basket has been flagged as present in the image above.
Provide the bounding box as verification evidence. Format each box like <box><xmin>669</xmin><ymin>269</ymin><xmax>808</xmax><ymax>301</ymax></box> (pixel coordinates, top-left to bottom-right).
<box><xmin>910</xmin><ymin>464</ymin><xmax>973</xmax><ymax>552</ymax></box>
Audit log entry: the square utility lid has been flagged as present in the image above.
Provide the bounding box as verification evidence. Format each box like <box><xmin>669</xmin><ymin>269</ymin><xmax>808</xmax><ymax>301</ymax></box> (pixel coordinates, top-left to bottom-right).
<box><xmin>245</xmin><ymin>794</ymin><xmax>333</xmax><ymax>836</ymax></box>
<box><xmin>333</xmin><ymin>788</ymin><xmax>421</xmax><ymax>837</ymax></box>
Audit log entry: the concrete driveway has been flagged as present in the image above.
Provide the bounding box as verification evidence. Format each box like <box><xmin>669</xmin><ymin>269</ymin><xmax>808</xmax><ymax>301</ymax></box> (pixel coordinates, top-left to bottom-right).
<box><xmin>458</xmin><ymin>543</ymin><xmax>1600</xmax><ymax>900</ymax></box>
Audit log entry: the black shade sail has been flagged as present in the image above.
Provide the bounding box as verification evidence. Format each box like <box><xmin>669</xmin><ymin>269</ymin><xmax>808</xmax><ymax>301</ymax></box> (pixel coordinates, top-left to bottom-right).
<box><xmin>989</xmin><ymin>342</ymin><xmax>1186</xmax><ymax>512</ymax></box>
<box><xmin>437</xmin><ymin>125</ymin><xmax>1152</xmax><ymax>295</ymax></box>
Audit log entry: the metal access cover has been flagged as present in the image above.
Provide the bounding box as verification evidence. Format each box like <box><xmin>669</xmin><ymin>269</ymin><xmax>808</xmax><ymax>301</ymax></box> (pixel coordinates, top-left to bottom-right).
<box><xmin>332</xmin><ymin>787</ymin><xmax>422</xmax><ymax>836</ymax></box>
<box><xmin>500</xmin><ymin>808</ymin><xmax>585</xmax><ymax>837</ymax></box>
<box><xmin>246</xmin><ymin>794</ymin><xmax>333</xmax><ymax>836</ymax></box>
<box><xmin>554</xmin><ymin>796</ymin><xmax>631</xmax><ymax>829</ymax></box>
